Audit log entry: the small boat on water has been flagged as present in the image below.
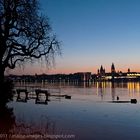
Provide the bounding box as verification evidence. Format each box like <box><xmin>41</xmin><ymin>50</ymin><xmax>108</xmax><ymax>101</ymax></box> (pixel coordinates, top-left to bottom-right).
<box><xmin>108</xmin><ymin>99</ymin><xmax>137</xmax><ymax>104</ymax></box>
<box><xmin>65</xmin><ymin>95</ymin><xmax>71</xmax><ymax>99</ymax></box>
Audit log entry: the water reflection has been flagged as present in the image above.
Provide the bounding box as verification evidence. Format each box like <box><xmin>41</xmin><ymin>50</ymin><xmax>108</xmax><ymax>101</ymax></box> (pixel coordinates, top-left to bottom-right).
<box><xmin>7</xmin><ymin>81</ymin><xmax>140</xmax><ymax>140</ymax></box>
<box><xmin>0</xmin><ymin>106</ymin><xmax>15</xmax><ymax>139</ymax></box>
<box><xmin>0</xmin><ymin>105</ymin><xmax>56</xmax><ymax>139</ymax></box>
<box><xmin>111</xmin><ymin>82</ymin><xmax>115</xmax><ymax>101</ymax></box>
<box><xmin>128</xmin><ymin>82</ymin><xmax>140</xmax><ymax>98</ymax></box>
<box><xmin>14</xmin><ymin>117</ymin><xmax>56</xmax><ymax>137</ymax></box>
<box><xmin>98</xmin><ymin>82</ymin><xmax>105</xmax><ymax>100</ymax></box>
<box><xmin>14</xmin><ymin>81</ymin><xmax>140</xmax><ymax>101</ymax></box>
<box><xmin>35</xmin><ymin>98</ymin><xmax>48</xmax><ymax>105</ymax></box>
<box><xmin>95</xmin><ymin>82</ymin><xmax>140</xmax><ymax>101</ymax></box>
<box><xmin>95</xmin><ymin>82</ymin><xmax>116</xmax><ymax>101</ymax></box>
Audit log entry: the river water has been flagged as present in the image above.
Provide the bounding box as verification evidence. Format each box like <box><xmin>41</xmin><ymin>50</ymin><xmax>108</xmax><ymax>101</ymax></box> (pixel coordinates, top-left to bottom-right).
<box><xmin>3</xmin><ymin>82</ymin><xmax>140</xmax><ymax>140</ymax></box>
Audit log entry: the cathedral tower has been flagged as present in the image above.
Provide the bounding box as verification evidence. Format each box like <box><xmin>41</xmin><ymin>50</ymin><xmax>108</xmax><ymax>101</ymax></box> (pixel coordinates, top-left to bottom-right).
<box><xmin>111</xmin><ymin>63</ymin><xmax>116</xmax><ymax>73</ymax></box>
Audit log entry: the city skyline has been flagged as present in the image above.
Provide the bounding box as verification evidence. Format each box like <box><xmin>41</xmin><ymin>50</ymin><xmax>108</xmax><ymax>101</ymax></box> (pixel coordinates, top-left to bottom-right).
<box><xmin>9</xmin><ymin>0</ymin><xmax>140</xmax><ymax>75</ymax></box>
<box><xmin>8</xmin><ymin>63</ymin><xmax>140</xmax><ymax>75</ymax></box>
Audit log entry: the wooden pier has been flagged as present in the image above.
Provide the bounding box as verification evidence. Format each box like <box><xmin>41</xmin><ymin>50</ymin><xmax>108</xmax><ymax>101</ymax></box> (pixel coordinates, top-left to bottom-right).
<box><xmin>16</xmin><ymin>89</ymin><xmax>29</xmax><ymax>100</ymax></box>
<box><xmin>35</xmin><ymin>89</ymin><xmax>50</xmax><ymax>102</ymax></box>
<box><xmin>15</xmin><ymin>87</ymin><xmax>71</xmax><ymax>104</ymax></box>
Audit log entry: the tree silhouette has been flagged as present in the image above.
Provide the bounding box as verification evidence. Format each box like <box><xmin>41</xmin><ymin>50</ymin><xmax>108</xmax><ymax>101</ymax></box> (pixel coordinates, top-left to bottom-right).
<box><xmin>0</xmin><ymin>0</ymin><xmax>61</xmax><ymax>84</ymax></box>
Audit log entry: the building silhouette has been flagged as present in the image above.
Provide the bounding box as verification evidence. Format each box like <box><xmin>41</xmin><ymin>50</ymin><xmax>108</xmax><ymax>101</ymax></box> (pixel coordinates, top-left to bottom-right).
<box><xmin>97</xmin><ymin>65</ymin><xmax>106</xmax><ymax>81</ymax></box>
<box><xmin>111</xmin><ymin>63</ymin><xmax>116</xmax><ymax>73</ymax></box>
<box><xmin>111</xmin><ymin>63</ymin><xmax>116</xmax><ymax>81</ymax></box>
<box><xmin>7</xmin><ymin>63</ymin><xmax>140</xmax><ymax>83</ymax></box>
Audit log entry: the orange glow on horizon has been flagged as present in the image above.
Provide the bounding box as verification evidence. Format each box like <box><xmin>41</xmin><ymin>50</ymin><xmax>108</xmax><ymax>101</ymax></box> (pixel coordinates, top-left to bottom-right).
<box><xmin>8</xmin><ymin>64</ymin><xmax>140</xmax><ymax>75</ymax></box>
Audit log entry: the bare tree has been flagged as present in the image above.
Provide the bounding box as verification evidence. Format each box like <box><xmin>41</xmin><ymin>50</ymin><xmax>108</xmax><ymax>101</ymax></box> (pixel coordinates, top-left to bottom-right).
<box><xmin>0</xmin><ymin>0</ymin><xmax>61</xmax><ymax>83</ymax></box>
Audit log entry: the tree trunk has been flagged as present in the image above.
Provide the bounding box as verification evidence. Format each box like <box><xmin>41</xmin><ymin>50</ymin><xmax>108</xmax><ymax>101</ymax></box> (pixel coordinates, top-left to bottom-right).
<box><xmin>0</xmin><ymin>65</ymin><xmax>5</xmax><ymax>100</ymax></box>
<box><xmin>0</xmin><ymin>65</ymin><xmax>5</xmax><ymax>85</ymax></box>
<box><xmin>0</xmin><ymin>66</ymin><xmax>13</xmax><ymax>106</ymax></box>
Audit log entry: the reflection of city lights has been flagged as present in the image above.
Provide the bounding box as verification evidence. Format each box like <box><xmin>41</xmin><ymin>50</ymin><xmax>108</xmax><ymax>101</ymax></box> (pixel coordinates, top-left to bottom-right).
<box><xmin>127</xmin><ymin>82</ymin><xmax>140</xmax><ymax>97</ymax></box>
<box><xmin>96</xmin><ymin>82</ymin><xmax>99</xmax><ymax>95</ymax></box>
<box><xmin>95</xmin><ymin>82</ymin><xmax>140</xmax><ymax>99</ymax></box>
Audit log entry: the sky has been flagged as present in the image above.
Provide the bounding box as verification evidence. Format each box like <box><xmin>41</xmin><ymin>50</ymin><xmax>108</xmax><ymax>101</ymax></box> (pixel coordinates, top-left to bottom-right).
<box><xmin>10</xmin><ymin>0</ymin><xmax>140</xmax><ymax>75</ymax></box>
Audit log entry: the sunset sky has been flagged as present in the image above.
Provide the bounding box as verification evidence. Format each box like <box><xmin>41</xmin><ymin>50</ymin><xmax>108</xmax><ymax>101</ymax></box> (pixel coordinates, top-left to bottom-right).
<box><xmin>10</xmin><ymin>0</ymin><xmax>140</xmax><ymax>75</ymax></box>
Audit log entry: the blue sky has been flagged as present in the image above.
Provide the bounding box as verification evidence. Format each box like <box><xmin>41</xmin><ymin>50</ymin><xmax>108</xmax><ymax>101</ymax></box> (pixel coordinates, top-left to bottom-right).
<box><xmin>11</xmin><ymin>0</ymin><xmax>140</xmax><ymax>74</ymax></box>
